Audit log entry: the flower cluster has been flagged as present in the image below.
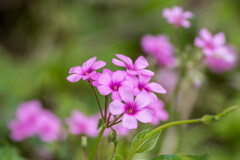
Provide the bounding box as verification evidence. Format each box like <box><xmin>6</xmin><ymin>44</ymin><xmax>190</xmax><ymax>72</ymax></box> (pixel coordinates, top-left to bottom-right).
<box><xmin>9</xmin><ymin>100</ymin><xmax>61</xmax><ymax>142</ymax></box>
<box><xmin>67</xmin><ymin>54</ymin><xmax>168</xmax><ymax>130</ymax></box>
<box><xmin>195</xmin><ymin>28</ymin><xmax>238</xmax><ymax>73</ymax></box>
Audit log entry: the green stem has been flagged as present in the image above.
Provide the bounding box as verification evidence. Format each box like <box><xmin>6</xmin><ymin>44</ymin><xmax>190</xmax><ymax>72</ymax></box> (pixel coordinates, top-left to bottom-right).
<box><xmin>104</xmin><ymin>95</ymin><xmax>109</xmax><ymax>122</ymax></box>
<box><xmin>88</xmin><ymin>126</ymin><xmax>106</xmax><ymax>160</ymax></box>
<box><xmin>110</xmin><ymin>142</ymin><xmax>118</xmax><ymax>160</ymax></box>
<box><xmin>90</xmin><ymin>84</ymin><xmax>104</xmax><ymax>121</ymax></box>
<box><xmin>126</xmin><ymin>119</ymin><xmax>201</xmax><ymax>160</ymax></box>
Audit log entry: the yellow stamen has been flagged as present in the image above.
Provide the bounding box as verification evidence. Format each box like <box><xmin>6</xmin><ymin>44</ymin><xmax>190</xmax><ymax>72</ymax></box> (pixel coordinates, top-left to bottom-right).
<box><xmin>129</xmin><ymin>109</ymin><xmax>133</xmax><ymax>114</ymax></box>
<box><xmin>141</xmin><ymin>88</ymin><xmax>144</xmax><ymax>91</ymax></box>
<box><xmin>85</xmin><ymin>72</ymin><xmax>89</xmax><ymax>75</ymax></box>
<box><xmin>113</xmin><ymin>86</ymin><xmax>118</xmax><ymax>90</ymax></box>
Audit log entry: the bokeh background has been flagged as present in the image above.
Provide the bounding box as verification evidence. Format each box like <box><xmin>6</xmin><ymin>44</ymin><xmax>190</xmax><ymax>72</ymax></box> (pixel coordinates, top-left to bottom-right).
<box><xmin>0</xmin><ymin>0</ymin><xmax>239</xmax><ymax>160</ymax></box>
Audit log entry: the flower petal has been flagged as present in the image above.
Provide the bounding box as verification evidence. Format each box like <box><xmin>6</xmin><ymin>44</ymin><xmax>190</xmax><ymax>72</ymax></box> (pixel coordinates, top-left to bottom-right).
<box><xmin>112</xmin><ymin>70</ymin><xmax>127</xmax><ymax>83</ymax></box>
<box><xmin>135</xmin><ymin>90</ymin><xmax>150</xmax><ymax>109</ymax></box>
<box><xmin>139</xmin><ymin>74</ymin><xmax>152</xmax><ymax>85</ymax></box>
<box><xmin>82</xmin><ymin>57</ymin><xmax>97</xmax><ymax>70</ymax></box>
<box><xmin>98</xmin><ymin>72</ymin><xmax>111</xmax><ymax>85</ymax></box>
<box><xmin>97</xmin><ymin>85</ymin><xmax>112</xmax><ymax>95</ymax></box>
<box><xmin>136</xmin><ymin>109</ymin><xmax>154</xmax><ymax>123</ymax></box>
<box><xmin>134</xmin><ymin>56</ymin><xmax>149</xmax><ymax>70</ymax></box>
<box><xmin>200</xmin><ymin>28</ymin><xmax>212</xmax><ymax>41</ymax></box>
<box><xmin>111</xmin><ymin>91</ymin><xmax>122</xmax><ymax>101</ymax></box>
<box><xmin>122</xmin><ymin>114</ymin><xmax>138</xmax><ymax>129</ymax></box>
<box><xmin>181</xmin><ymin>20</ymin><xmax>191</xmax><ymax>28</ymax></box>
<box><xmin>184</xmin><ymin>11</ymin><xmax>194</xmax><ymax>18</ymax></box>
<box><xmin>115</xmin><ymin>54</ymin><xmax>133</xmax><ymax>68</ymax></box>
<box><xmin>147</xmin><ymin>82</ymin><xmax>167</xmax><ymax>94</ymax></box>
<box><xmin>112</xmin><ymin>58</ymin><xmax>126</xmax><ymax>67</ymax></box>
<box><xmin>213</xmin><ymin>32</ymin><xmax>226</xmax><ymax>47</ymax></box>
<box><xmin>109</xmin><ymin>100</ymin><xmax>125</xmax><ymax>115</ymax></box>
<box><xmin>119</xmin><ymin>87</ymin><xmax>134</xmax><ymax>103</ymax></box>
<box><xmin>139</xmin><ymin>69</ymin><xmax>155</xmax><ymax>76</ymax></box>
<box><xmin>194</xmin><ymin>37</ymin><xmax>205</xmax><ymax>48</ymax></box>
<box><xmin>69</xmin><ymin>66</ymin><xmax>82</xmax><ymax>74</ymax></box>
<box><xmin>67</xmin><ymin>74</ymin><xmax>82</xmax><ymax>82</ymax></box>
<box><xmin>82</xmin><ymin>71</ymin><xmax>96</xmax><ymax>80</ymax></box>
<box><xmin>91</xmin><ymin>61</ymin><xmax>106</xmax><ymax>70</ymax></box>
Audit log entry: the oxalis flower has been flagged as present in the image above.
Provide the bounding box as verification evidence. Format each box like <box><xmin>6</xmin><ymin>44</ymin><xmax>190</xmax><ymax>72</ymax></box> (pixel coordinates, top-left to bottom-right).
<box><xmin>162</xmin><ymin>6</ymin><xmax>194</xmax><ymax>28</ymax></box>
<box><xmin>67</xmin><ymin>56</ymin><xmax>106</xmax><ymax>82</ymax></box>
<box><xmin>109</xmin><ymin>87</ymin><xmax>153</xmax><ymax>129</ymax></box>
<box><xmin>195</xmin><ymin>28</ymin><xmax>226</xmax><ymax>56</ymax></box>
<box><xmin>97</xmin><ymin>69</ymin><xmax>134</xmax><ymax>100</ymax></box>
<box><xmin>112</xmin><ymin>54</ymin><xmax>154</xmax><ymax>76</ymax></box>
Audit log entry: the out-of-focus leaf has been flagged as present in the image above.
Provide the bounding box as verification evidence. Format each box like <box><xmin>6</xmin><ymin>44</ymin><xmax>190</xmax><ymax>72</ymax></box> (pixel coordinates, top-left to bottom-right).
<box><xmin>0</xmin><ymin>146</ymin><xmax>27</xmax><ymax>160</ymax></box>
<box><xmin>151</xmin><ymin>154</ymin><xmax>209</xmax><ymax>160</ymax></box>
<box><xmin>113</xmin><ymin>154</ymin><xmax>123</xmax><ymax>160</ymax></box>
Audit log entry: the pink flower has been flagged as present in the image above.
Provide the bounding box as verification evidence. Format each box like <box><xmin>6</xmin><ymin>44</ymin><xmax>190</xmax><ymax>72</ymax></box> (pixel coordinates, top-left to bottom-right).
<box><xmin>204</xmin><ymin>46</ymin><xmax>238</xmax><ymax>73</ymax></box>
<box><xmin>112</xmin><ymin>54</ymin><xmax>154</xmax><ymax>76</ymax></box>
<box><xmin>141</xmin><ymin>34</ymin><xmax>175</xmax><ymax>67</ymax></box>
<box><xmin>9</xmin><ymin>100</ymin><xmax>43</xmax><ymax>141</ymax></box>
<box><xmin>109</xmin><ymin>87</ymin><xmax>153</xmax><ymax>129</ymax></box>
<box><xmin>97</xmin><ymin>70</ymin><xmax>134</xmax><ymax>100</ymax></box>
<box><xmin>131</xmin><ymin>74</ymin><xmax>166</xmax><ymax>98</ymax></box>
<box><xmin>162</xmin><ymin>6</ymin><xmax>193</xmax><ymax>28</ymax></box>
<box><xmin>9</xmin><ymin>100</ymin><xmax>62</xmax><ymax>142</ymax></box>
<box><xmin>67</xmin><ymin>57</ymin><xmax>106</xmax><ymax>82</ymax></box>
<box><xmin>195</xmin><ymin>28</ymin><xmax>226</xmax><ymax>56</ymax></box>
<box><xmin>66</xmin><ymin>110</ymin><xmax>98</xmax><ymax>137</ymax></box>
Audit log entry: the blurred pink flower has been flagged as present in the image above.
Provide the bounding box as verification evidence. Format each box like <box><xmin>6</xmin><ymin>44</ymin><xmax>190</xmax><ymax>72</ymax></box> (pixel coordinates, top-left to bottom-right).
<box><xmin>162</xmin><ymin>6</ymin><xmax>193</xmax><ymax>28</ymax></box>
<box><xmin>112</xmin><ymin>54</ymin><xmax>154</xmax><ymax>76</ymax></box>
<box><xmin>109</xmin><ymin>87</ymin><xmax>152</xmax><ymax>129</ymax></box>
<box><xmin>204</xmin><ymin>46</ymin><xmax>238</xmax><ymax>73</ymax></box>
<box><xmin>67</xmin><ymin>56</ymin><xmax>106</xmax><ymax>82</ymax></box>
<box><xmin>66</xmin><ymin>110</ymin><xmax>98</xmax><ymax>137</ymax></box>
<box><xmin>36</xmin><ymin>111</ymin><xmax>61</xmax><ymax>142</ymax></box>
<box><xmin>97</xmin><ymin>70</ymin><xmax>134</xmax><ymax>100</ymax></box>
<box><xmin>9</xmin><ymin>100</ymin><xmax>62</xmax><ymax>142</ymax></box>
<box><xmin>141</xmin><ymin>34</ymin><xmax>175</xmax><ymax>67</ymax></box>
<box><xmin>195</xmin><ymin>28</ymin><xmax>226</xmax><ymax>56</ymax></box>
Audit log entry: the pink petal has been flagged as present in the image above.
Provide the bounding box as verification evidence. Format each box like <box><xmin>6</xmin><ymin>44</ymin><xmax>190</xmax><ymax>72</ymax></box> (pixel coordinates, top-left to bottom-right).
<box><xmin>122</xmin><ymin>114</ymin><xmax>138</xmax><ymax>129</ymax></box>
<box><xmin>98</xmin><ymin>72</ymin><xmax>112</xmax><ymax>85</ymax></box>
<box><xmin>97</xmin><ymin>85</ymin><xmax>112</xmax><ymax>95</ymax></box>
<box><xmin>200</xmin><ymin>28</ymin><xmax>212</xmax><ymax>41</ymax></box>
<box><xmin>134</xmin><ymin>56</ymin><xmax>149</xmax><ymax>70</ymax></box>
<box><xmin>136</xmin><ymin>109</ymin><xmax>154</xmax><ymax>123</ymax></box>
<box><xmin>82</xmin><ymin>57</ymin><xmax>97</xmax><ymax>70</ymax></box>
<box><xmin>184</xmin><ymin>11</ymin><xmax>193</xmax><ymax>18</ymax></box>
<box><xmin>213</xmin><ymin>32</ymin><xmax>226</xmax><ymax>47</ymax></box>
<box><xmin>181</xmin><ymin>20</ymin><xmax>191</xmax><ymax>28</ymax></box>
<box><xmin>162</xmin><ymin>9</ymin><xmax>171</xmax><ymax>18</ymax></box>
<box><xmin>69</xmin><ymin>66</ymin><xmax>82</xmax><ymax>74</ymax></box>
<box><xmin>67</xmin><ymin>74</ymin><xmax>82</xmax><ymax>82</ymax></box>
<box><xmin>119</xmin><ymin>87</ymin><xmax>134</xmax><ymax>103</ymax></box>
<box><xmin>135</xmin><ymin>90</ymin><xmax>150</xmax><ymax>109</ymax></box>
<box><xmin>147</xmin><ymin>82</ymin><xmax>167</xmax><ymax>94</ymax></box>
<box><xmin>140</xmin><ymin>69</ymin><xmax>155</xmax><ymax>76</ymax></box>
<box><xmin>115</xmin><ymin>54</ymin><xmax>133</xmax><ymax>68</ymax></box>
<box><xmin>109</xmin><ymin>100</ymin><xmax>125</xmax><ymax>115</ymax></box>
<box><xmin>103</xmin><ymin>69</ymin><xmax>114</xmax><ymax>76</ymax></box>
<box><xmin>194</xmin><ymin>37</ymin><xmax>205</xmax><ymax>48</ymax></box>
<box><xmin>139</xmin><ymin>74</ymin><xmax>152</xmax><ymax>85</ymax></box>
<box><xmin>172</xmin><ymin>6</ymin><xmax>183</xmax><ymax>15</ymax></box>
<box><xmin>91</xmin><ymin>61</ymin><xmax>106</xmax><ymax>70</ymax></box>
<box><xmin>111</xmin><ymin>91</ymin><xmax>122</xmax><ymax>101</ymax></box>
<box><xmin>112</xmin><ymin>70</ymin><xmax>127</xmax><ymax>83</ymax></box>
<box><xmin>112</xmin><ymin>58</ymin><xmax>126</xmax><ymax>67</ymax></box>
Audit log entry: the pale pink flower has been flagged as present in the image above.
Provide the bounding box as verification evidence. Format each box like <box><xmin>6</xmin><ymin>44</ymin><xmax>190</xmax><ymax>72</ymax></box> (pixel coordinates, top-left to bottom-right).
<box><xmin>112</xmin><ymin>54</ymin><xmax>154</xmax><ymax>76</ymax></box>
<box><xmin>36</xmin><ymin>111</ymin><xmax>61</xmax><ymax>142</ymax></box>
<box><xmin>109</xmin><ymin>87</ymin><xmax>153</xmax><ymax>129</ymax></box>
<box><xmin>204</xmin><ymin>46</ymin><xmax>238</xmax><ymax>73</ymax></box>
<box><xmin>162</xmin><ymin>6</ymin><xmax>193</xmax><ymax>28</ymax></box>
<box><xmin>67</xmin><ymin>57</ymin><xmax>106</xmax><ymax>82</ymax></box>
<box><xmin>141</xmin><ymin>34</ymin><xmax>175</xmax><ymax>67</ymax></box>
<box><xmin>66</xmin><ymin>110</ymin><xmax>98</xmax><ymax>137</ymax></box>
<box><xmin>97</xmin><ymin>70</ymin><xmax>134</xmax><ymax>100</ymax></box>
<box><xmin>195</xmin><ymin>28</ymin><xmax>226</xmax><ymax>56</ymax></box>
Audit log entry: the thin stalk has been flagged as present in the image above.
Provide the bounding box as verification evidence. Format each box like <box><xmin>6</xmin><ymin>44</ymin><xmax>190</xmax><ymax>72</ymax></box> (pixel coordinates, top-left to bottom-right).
<box><xmin>98</xmin><ymin>143</ymin><xmax>101</xmax><ymax>160</ymax></box>
<box><xmin>126</xmin><ymin>119</ymin><xmax>201</xmax><ymax>160</ymax></box>
<box><xmin>82</xmin><ymin>148</ymin><xmax>86</xmax><ymax>160</ymax></box>
<box><xmin>108</xmin><ymin>113</ymin><xmax>124</xmax><ymax>127</ymax></box>
<box><xmin>110</xmin><ymin>142</ymin><xmax>118</xmax><ymax>160</ymax></box>
<box><xmin>107</xmin><ymin>113</ymin><xmax>112</xmax><ymax>125</ymax></box>
<box><xmin>104</xmin><ymin>95</ymin><xmax>109</xmax><ymax>121</ymax></box>
<box><xmin>105</xmin><ymin>140</ymin><xmax>110</xmax><ymax>160</ymax></box>
<box><xmin>90</xmin><ymin>84</ymin><xmax>104</xmax><ymax>120</ymax></box>
<box><xmin>88</xmin><ymin>126</ymin><xmax>106</xmax><ymax>160</ymax></box>
<box><xmin>108</xmin><ymin>120</ymin><xmax>122</xmax><ymax>128</ymax></box>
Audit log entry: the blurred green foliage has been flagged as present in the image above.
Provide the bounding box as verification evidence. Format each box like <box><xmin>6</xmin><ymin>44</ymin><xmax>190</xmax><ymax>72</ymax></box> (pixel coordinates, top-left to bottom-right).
<box><xmin>0</xmin><ymin>0</ymin><xmax>239</xmax><ymax>159</ymax></box>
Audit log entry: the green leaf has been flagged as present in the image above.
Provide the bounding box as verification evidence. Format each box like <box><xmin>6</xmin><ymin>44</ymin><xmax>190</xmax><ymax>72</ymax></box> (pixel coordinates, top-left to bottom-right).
<box><xmin>131</xmin><ymin>128</ymin><xmax>161</xmax><ymax>153</ymax></box>
<box><xmin>0</xmin><ymin>146</ymin><xmax>27</xmax><ymax>160</ymax></box>
<box><xmin>151</xmin><ymin>154</ymin><xmax>209</xmax><ymax>160</ymax></box>
<box><xmin>113</xmin><ymin>154</ymin><xmax>123</xmax><ymax>160</ymax></box>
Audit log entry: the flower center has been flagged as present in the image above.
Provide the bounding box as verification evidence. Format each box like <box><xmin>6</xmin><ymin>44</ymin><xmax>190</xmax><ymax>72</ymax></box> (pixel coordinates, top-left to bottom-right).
<box><xmin>141</xmin><ymin>88</ymin><xmax>145</xmax><ymax>91</ymax></box>
<box><xmin>126</xmin><ymin>104</ymin><xmax>136</xmax><ymax>115</ymax></box>
<box><xmin>127</xmin><ymin>108</ymin><xmax>133</xmax><ymax>114</ymax></box>
<box><xmin>113</xmin><ymin>86</ymin><xmax>118</xmax><ymax>91</ymax></box>
<box><xmin>85</xmin><ymin>72</ymin><xmax>89</xmax><ymax>75</ymax></box>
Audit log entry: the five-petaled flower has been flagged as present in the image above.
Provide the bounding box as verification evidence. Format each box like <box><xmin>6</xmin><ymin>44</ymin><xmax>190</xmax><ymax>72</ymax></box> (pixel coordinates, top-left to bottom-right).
<box><xmin>67</xmin><ymin>56</ymin><xmax>106</xmax><ymax>82</ymax></box>
<box><xmin>109</xmin><ymin>87</ymin><xmax>153</xmax><ymax>129</ymax></box>
<box><xmin>162</xmin><ymin>6</ymin><xmax>194</xmax><ymax>28</ymax></box>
